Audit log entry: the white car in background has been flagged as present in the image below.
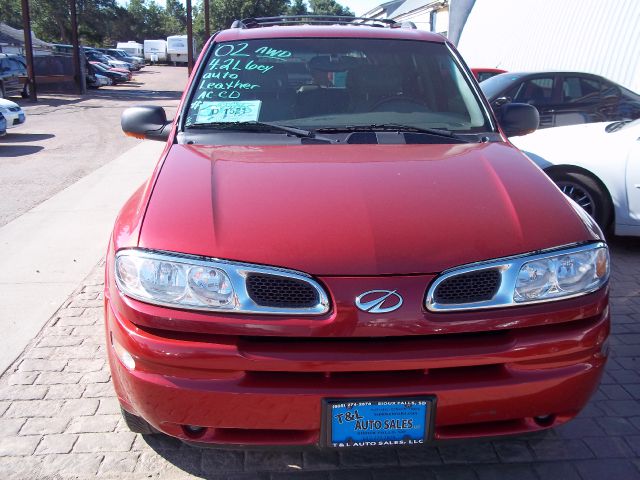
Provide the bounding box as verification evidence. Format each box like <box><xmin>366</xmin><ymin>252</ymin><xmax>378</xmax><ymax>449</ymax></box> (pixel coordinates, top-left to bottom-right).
<box><xmin>512</xmin><ymin>119</ymin><xmax>640</xmax><ymax>236</ymax></box>
<box><xmin>96</xmin><ymin>74</ymin><xmax>112</xmax><ymax>87</ymax></box>
<box><xmin>0</xmin><ymin>98</ymin><xmax>26</xmax><ymax>129</ymax></box>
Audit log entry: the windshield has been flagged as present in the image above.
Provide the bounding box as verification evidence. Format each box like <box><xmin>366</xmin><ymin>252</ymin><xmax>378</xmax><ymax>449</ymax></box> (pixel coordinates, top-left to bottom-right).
<box><xmin>479</xmin><ymin>73</ymin><xmax>523</xmax><ymax>100</ymax></box>
<box><xmin>184</xmin><ymin>38</ymin><xmax>492</xmax><ymax>133</ymax></box>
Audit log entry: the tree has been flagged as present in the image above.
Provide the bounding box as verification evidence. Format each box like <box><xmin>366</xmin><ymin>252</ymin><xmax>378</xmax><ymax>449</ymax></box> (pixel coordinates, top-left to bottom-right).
<box><xmin>287</xmin><ymin>0</ymin><xmax>308</xmax><ymax>15</ymax></box>
<box><xmin>164</xmin><ymin>0</ymin><xmax>187</xmax><ymax>35</ymax></box>
<box><xmin>0</xmin><ymin>0</ymin><xmax>23</xmax><ymax>30</ymax></box>
<box><xmin>308</xmin><ymin>0</ymin><xmax>353</xmax><ymax>16</ymax></box>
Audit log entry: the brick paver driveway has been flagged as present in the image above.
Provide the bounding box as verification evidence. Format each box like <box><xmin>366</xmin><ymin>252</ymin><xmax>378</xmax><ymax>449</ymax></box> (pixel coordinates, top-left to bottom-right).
<box><xmin>0</xmin><ymin>237</ymin><xmax>639</xmax><ymax>479</ymax></box>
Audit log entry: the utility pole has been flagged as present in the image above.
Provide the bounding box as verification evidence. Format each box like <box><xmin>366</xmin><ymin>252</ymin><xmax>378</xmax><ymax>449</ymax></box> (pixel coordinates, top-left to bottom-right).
<box><xmin>69</xmin><ymin>0</ymin><xmax>85</xmax><ymax>94</ymax></box>
<box><xmin>20</xmin><ymin>0</ymin><xmax>37</xmax><ymax>101</ymax></box>
<box><xmin>186</xmin><ymin>0</ymin><xmax>194</xmax><ymax>75</ymax></box>
<box><xmin>204</xmin><ymin>0</ymin><xmax>210</xmax><ymax>39</ymax></box>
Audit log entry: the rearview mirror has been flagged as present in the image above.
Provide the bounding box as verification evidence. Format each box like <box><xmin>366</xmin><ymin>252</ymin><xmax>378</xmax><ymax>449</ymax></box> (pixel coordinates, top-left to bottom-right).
<box><xmin>121</xmin><ymin>106</ymin><xmax>172</xmax><ymax>141</ymax></box>
<box><xmin>499</xmin><ymin>103</ymin><xmax>539</xmax><ymax>137</ymax></box>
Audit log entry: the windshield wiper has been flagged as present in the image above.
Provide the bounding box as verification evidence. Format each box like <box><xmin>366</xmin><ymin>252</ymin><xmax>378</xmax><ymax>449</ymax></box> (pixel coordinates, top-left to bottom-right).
<box><xmin>315</xmin><ymin>124</ymin><xmax>475</xmax><ymax>143</ymax></box>
<box><xmin>187</xmin><ymin>121</ymin><xmax>334</xmax><ymax>142</ymax></box>
<box><xmin>605</xmin><ymin>120</ymin><xmax>631</xmax><ymax>133</ymax></box>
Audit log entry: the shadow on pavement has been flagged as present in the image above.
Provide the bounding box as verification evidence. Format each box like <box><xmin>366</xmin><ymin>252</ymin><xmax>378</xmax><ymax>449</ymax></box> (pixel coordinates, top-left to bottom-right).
<box><xmin>0</xmin><ymin>133</ymin><xmax>55</xmax><ymax>143</ymax></box>
<box><xmin>92</xmin><ymin>88</ymin><xmax>183</xmax><ymax>101</ymax></box>
<box><xmin>0</xmin><ymin>145</ymin><xmax>44</xmax><ymax>157</ymax></box>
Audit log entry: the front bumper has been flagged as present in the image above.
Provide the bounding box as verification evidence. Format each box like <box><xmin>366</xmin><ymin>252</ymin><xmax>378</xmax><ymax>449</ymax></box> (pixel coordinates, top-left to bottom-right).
<box><xmin>106</xmin><ymin>291</ymin><xmax>609</xmax><ymax>446</ymax></box>
<box><xmin>1</xmin><ymin>110</ymin><xmax>25</xmax><ymax>128</ymax></box>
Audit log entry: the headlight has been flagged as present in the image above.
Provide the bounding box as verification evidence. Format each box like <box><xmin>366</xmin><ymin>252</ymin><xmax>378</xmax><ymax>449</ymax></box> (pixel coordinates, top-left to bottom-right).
<box><xmin>514</xmin><ymin>247</ymin><xmax>609</xmax><ymax>302</ymax></box>
<box><xmin>426</xmin><ymin>242</ymin><xmax>609</xmax><ymax>312</ymax></box>
<box><xmin>114</xmin><ymin>249</ymin><xmax>329</xmax><ymax>314</ymax></box>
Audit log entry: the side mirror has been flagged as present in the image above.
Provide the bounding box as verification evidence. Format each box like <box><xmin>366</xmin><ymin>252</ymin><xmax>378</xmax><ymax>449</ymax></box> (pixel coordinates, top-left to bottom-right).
<box><xmin>499</xmin><ymin>103</ymin><xmax>539</xmax><ymax>137</ymax></box>
<box><xmin>121</xmin><ymin>106</ymin><xmax>172</xmax><ymax>141</ymax></box>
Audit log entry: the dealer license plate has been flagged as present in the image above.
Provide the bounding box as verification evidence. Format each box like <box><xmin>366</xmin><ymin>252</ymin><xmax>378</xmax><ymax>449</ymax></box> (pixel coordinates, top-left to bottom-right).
<box><xmin>325</xmin><ymin>397</ymin><xmax>434</xmax><ymax>448</ymax></box>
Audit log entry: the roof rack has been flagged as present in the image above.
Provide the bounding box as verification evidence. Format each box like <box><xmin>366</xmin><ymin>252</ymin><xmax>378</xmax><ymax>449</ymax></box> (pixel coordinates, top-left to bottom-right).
<box><xmin>230</xmin><ymin>15</ymin><xmax>414</xmax><ymax>30</ymax></box>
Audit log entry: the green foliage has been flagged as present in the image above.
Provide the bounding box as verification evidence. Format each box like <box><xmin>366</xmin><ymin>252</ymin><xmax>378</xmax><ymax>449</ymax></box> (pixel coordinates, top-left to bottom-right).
<box><xmin>1</xmin><ymin>0</ymin><xmax>352</xmax><ymax>48</ymax></box>
<box><xmin>309</xmin><ymin>0</ymin><xmax>353</xmax><ymax>16</ymax></box>
<box><xmin>287</xmin><ymin>0</ymin><xmax>308</xmax><ymax>15</ymax></box>
<box><xmin>0</xmin><ymin>0</ymin><xmax>23</xmax><ymax>30</ymax></box>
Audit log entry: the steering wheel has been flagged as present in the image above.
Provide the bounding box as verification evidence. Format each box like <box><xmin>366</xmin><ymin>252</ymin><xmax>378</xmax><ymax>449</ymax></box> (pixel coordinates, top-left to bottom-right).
<box><xmin>369</xmin><ymin>95</ymin><xmax>430</xmax><ymax>112</ymax></box>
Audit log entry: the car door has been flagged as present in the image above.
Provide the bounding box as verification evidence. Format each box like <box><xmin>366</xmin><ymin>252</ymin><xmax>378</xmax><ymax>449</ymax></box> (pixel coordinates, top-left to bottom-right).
<box><xmin>0</xmin><ymin>58</ymin><xmax>21</xmax><ymax>97</ymax></box>
<box><xmin>511</xmin><ymin>75</ymin><xmax>560</xmax><ymax>128</ymax></box>
<box><xmin>558</xmin><ymin>75</ymin><xmax>603</xmax><ymax>126</ymax></box>
<box><xmin>626</xmin><ymin>134</ymin><xmax>640</xmax><ymax>222</ymax></box>
<box><xmin>8</xmin><ymin>58</ymin><xmax>27</xmax><ymax>94</ymax></box>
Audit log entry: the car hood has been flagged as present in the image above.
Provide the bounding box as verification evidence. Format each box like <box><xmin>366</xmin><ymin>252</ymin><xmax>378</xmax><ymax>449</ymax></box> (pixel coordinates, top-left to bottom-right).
<box><xmin>0</xmin><ymin>98</ymin><xmax>20</xmax><ymax>109</ymax></box>
<box><xmin>138</xmin><ymin>142</ymin><xmax>592</xmax><ymax>275</ymax></box>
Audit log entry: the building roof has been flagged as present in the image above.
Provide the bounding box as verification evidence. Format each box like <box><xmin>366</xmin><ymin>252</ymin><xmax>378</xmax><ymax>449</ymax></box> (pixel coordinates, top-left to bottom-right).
<box><xmin>0</xmin><ymin>23</ymin><xmax>52</xmax><ymax>49</ymax></box>
<box><xmin>392</xmin><ymin>0</ymin><xmax>444</xmax><ymax>18</ymax></box>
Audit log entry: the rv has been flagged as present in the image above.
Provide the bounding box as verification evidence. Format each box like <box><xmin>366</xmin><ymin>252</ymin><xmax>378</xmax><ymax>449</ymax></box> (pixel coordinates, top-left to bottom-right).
<box><xmin>116</xmin><ymin>41</ymin><xmax>143</xmax><ymax>58</ymax></box>
<box><xmin>143</xmin><ymin>40</ymin><xmax>167</xmax><ymax>63</ymax></box>
<box><xmin>166</xmin><ymin>35</ymin><xmax>188</xmax><ymax>64</ymax></box>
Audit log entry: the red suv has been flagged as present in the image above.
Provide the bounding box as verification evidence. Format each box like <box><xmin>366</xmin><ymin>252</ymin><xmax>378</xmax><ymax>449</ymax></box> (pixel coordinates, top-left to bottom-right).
<box><xmin>106</xmin><ymin>16</ymin><xmax>610</xmax><ymax>448</ymax></box>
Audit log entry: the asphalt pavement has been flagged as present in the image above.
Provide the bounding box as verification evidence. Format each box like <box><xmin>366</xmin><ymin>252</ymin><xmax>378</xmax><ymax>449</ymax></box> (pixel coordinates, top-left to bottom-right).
<box><xmin>0</xmin><ymin>66</ymin><xmax>185</xmax><ymax>373</ymax></box>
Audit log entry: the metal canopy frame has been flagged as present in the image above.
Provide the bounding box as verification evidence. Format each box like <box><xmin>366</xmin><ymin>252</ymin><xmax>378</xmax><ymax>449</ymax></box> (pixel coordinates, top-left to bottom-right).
<box><xmin>231</xmin><ymin>15</ymin><xmax>405</xmax><ymax>30</ymax></box>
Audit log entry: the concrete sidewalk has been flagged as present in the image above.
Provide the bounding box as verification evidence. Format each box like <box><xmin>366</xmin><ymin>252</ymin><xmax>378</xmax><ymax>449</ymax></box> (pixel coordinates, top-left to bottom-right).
<box><xmin>0</xmin><ymin>141</ymin><xmax>163</xmax><ymax>373</ymax></box>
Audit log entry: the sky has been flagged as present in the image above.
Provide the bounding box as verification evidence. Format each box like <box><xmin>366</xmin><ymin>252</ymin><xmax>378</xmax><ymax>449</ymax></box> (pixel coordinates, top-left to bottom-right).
<box><xmin>117</xmin><ymin>0</ymin><xmax>380</xmax><ymax>17</ymax></box>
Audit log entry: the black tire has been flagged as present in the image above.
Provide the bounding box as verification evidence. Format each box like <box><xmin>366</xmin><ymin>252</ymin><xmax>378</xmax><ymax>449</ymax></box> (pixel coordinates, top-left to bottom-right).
<box><xmin>21</xmin><ymin>82</ymin><xmax>30</xmax><ymax>99</ymax></box>
<box><xmin>120</xmin><ymin>407</ymin><xmax>157</xmax><ymax>434</ymax></box>
<box><xmin>548</xmin><ymin>170</ymin><xmax>613</xmax><ymax>229</ymax></box>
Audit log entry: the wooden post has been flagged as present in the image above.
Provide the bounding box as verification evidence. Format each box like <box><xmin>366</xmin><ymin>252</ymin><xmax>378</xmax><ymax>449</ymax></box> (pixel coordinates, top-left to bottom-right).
<box><xmin>20</xmin><ymin>0</ymin><xmax>37</xmax><ymax>101</ymax></box>
<box><xmin>186</xmin><ymin>0</ymin><xmax>194</xmax><ymax>75</ymax></box>
<box><xmin>204</xmin><ymin>0</ymin><xmax>210</xmax><ymax>39</ymax></box>
<box><xmin>69</xmin><ymin>0</ymin><xmax>85</xmax><ymax>93</ymax></box>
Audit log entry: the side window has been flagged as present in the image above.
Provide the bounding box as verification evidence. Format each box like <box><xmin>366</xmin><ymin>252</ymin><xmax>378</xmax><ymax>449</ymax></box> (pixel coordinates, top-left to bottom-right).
<box><xmin>562</xmin><ymin>76</ymin><xmax>600</xmax><ymax>102</ymax></box>
<box><xmin>9</xmin><ymin>59</ymin><xmax>25</xmax><ymax>73</ymax></box>
<box><xmin>0</xmin><ymin>59</ymin><xmax>9</xmax><ymax>72</ymax></box>
<box><xmin>602</xmin><ymin>82</ymin><xmax>621</xmax><ymax>99</ymax></box>
<box><xmin>513</xmin><ymin>77</ymin><xmax>554</xmax><ymax>105</ymax></box>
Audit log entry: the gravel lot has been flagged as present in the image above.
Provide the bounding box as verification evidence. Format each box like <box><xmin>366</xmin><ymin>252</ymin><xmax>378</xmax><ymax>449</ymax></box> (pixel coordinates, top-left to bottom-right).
<box><xmin>0</xmin><ymin>66</ymin><xmax>186</xmax><ymax>227</ymax></box>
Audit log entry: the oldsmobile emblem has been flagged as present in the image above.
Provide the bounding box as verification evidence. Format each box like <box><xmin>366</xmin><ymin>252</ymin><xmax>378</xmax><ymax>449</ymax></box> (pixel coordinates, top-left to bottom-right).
<box><xmin>355</xmin><ymin>290</ymin><xmax>403</xmax><ymax>313</ymax></box>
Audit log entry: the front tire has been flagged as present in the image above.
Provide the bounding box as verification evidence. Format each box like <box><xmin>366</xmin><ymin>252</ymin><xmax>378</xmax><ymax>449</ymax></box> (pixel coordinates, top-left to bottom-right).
<box><xmin>120</xmin><ymin>407</ymin><xmax>157</xmax><ymax>434</ymax></box>
<box><xmin>548</xmin><ymin>170</ymin><xmax>612</xmax><ymax>229</ymax></box>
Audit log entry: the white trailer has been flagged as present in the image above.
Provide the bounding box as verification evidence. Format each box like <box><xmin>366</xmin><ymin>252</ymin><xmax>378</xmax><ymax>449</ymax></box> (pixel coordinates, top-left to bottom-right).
<box><xmin>166</xmin><ymin>35</ymin><xmax>188</xmax><ymax>65</ymax></box>
<box><xmin>143</xmin><ymin>39</ymin><xmax>167</xmax><ymax>63</ymax></box>
<box><xmin>116</xmin><ymin>41</ymin><xmax>143</xmax><ymax>58</ymax></box>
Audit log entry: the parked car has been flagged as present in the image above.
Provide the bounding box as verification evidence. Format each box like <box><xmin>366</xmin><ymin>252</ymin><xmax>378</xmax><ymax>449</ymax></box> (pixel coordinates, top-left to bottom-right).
<box><xmin>85</xmin><ymin>50</ymin><xmax>132</xmax><ymax>71</ymax></box>
<box><xmin>512</xmin><ymin>119</ymin><xmax>640</xmax><ymax>236</ymax></box>
<box><xmin>0</xmin><ymin>98</ymin><xmax>26</xmax><ymax>129</ymax></box>
<box><xmin>0</xmin><ymin>112</ymin><xmax>6</xmax><ymax>136</ymax></box>
<box><xmin>108</xmin><ymin>16</ymin><xmax>610</xmax><ymax>448</ymax></box>
<box><xmin>100</xmin><ymin>49</ymin><xmax>144</xmax><ymax>69</ymax></box>
<box><xmin>471</xmin><ymin>67</ymin><xmax>506</xmax><ymax>82</ymax></box>
<box><xmin>88</xmin><ymin>62</ymin><xmax>129</xmax><ymax>84</ymax></box>
<box><xmin>0</xmin><ymin>53</ymin><xmax>29</xmax><ymax>99</ymax></box>
<box><xmin>90</xmin><ymin>62</ymin><xmax>132</xmax><ymax>81</ymax></box>
<box><xmin>481</xmin><ymin>71</ymin><xmax>640</xmax><ymax>129</ymax></box>
<box><xmin>87</xmin><ymin>72</ymin><xmax>111</xmax><ymax>89</ymax></box>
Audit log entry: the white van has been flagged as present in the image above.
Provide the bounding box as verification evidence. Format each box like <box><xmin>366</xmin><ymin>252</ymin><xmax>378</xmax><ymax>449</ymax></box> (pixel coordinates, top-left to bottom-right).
<box><xmin>144</xmin><ymin>40</ymin><xmax>167</xmax><ymax>63</ymax></box>
<box><xmin>116</xmin><ymin>41</ymin><xmax>143</xmax><ymax>58</ymax></box>
<box><xmin>166</xmin><ymin>35</ymin><xmax>188</xmax><ymax>64</ymax></box>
